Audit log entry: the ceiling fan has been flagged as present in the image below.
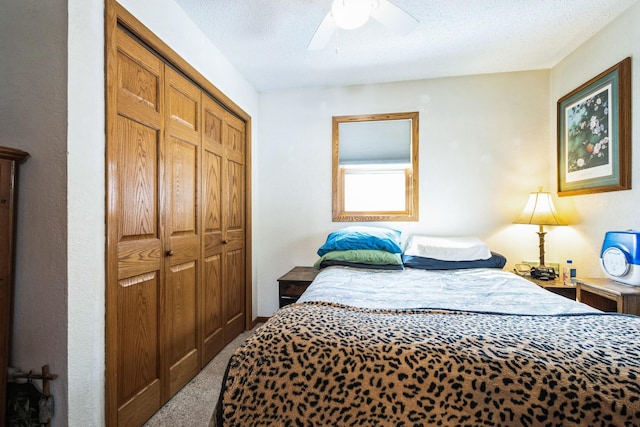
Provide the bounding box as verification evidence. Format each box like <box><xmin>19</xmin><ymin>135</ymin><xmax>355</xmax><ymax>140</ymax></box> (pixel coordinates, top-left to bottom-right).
<box><xmin>307</xmin><ymin>0</ymin><xmax>419</xmax><ymax>50</ymax></box>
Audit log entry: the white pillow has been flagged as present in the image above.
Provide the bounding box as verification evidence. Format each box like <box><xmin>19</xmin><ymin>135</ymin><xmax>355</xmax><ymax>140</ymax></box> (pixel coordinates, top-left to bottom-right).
<box><xmin>404</xmin><ymin>236</ymin><xmax>492</xmax><ymax>261</ymax></box>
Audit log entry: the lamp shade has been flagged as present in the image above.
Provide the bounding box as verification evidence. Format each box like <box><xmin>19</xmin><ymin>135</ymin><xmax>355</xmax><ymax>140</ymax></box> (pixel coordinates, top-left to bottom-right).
<box><xmin>513</xmin><ymin>187</ymin><xmax>565</xmax><ymax>226</ymax></box>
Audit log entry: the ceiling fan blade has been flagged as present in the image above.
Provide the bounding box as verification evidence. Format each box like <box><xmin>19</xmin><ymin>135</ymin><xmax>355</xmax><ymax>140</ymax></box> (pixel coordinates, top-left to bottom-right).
<box><xmin>307</xmin><ymin>12</ymin><xmax>338</xmax><ymax>50</ymax></box>
<box><xmin>370</xmin><ymin>0</ymin><xmax>418</xmax><ymax>35</ymax></box>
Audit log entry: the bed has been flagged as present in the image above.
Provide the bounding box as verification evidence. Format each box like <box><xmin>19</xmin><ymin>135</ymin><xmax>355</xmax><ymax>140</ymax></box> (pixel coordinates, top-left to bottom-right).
<box><xmin>213</xmin><ymin>229</ymin><xmax>640</xmax><ymax>426</ymax></box>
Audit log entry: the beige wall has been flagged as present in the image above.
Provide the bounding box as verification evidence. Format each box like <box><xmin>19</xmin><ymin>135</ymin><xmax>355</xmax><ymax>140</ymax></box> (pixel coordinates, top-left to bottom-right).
<box><xmin>549</xmin><ymin>1</ymin><xmax>640</xmax><ymax>279</ymax></box>
<box><xmin>256</xmin><ymin>70</ymin><xmax>553</xmax><ymax>316</ymax></box>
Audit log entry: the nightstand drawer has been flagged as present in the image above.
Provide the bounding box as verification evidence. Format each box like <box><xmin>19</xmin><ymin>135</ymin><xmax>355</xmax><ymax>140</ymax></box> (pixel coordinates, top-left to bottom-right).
<box><xmin>575</xmin><ymin>278</ymin><xmax>640</xmax><ymax>315</ymax></box>
<box><xmin>279</xmin><ymin>281</ymin><xmax>311</xmax><ymax>297</ymax></box>
<box><xmin>522</xmin><ymin>275</ymin><xmax>576</xmax><ymax>300</ymax></box>
<box><xmin>546</xmin><ymin>286</ymin><xmax>576</xmax><ymax>300</ymax></box>
<box><xmin>278</xmin><ymin>267</ymin><xmax>319</xmax><ymax>308</ymax></box>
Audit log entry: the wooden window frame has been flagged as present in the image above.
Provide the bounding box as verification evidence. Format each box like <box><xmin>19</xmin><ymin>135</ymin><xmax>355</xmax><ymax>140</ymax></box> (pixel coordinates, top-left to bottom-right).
<box><xmin>332</xmin><ymin>112</ymin><xmax>419</xmax><ymax>222</ymax></box>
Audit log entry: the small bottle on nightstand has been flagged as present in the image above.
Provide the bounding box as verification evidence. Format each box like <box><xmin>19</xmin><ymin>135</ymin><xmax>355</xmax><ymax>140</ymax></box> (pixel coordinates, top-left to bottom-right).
<box><xmin>563</xmin><ymin>260</ymin><xmax>576</xmax><ymax>284</ymax></box>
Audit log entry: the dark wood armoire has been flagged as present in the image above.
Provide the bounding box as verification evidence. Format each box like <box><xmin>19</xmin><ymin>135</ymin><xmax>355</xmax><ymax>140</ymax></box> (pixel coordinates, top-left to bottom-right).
<box><xmin>0</xmin><ymin>146</ymin><xmax>29</xmax><ymax>423</ymax></box>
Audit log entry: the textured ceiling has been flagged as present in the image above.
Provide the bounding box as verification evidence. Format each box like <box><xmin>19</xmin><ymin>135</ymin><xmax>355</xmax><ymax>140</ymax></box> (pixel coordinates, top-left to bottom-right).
<box><xmin>173</xmin><ymin>0</ymin><xmax>637</xmax><ymax>92</ymax></box>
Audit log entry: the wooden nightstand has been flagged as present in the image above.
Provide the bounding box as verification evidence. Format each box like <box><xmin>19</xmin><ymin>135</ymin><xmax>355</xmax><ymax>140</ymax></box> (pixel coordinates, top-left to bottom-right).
<box><xmin>278</xmin><ymin>266</ymin><xmax>319</xmax><ymax>308</ymax></box>
<box><xmin>524</xmin><ymin>275</ymin><xmax>576</xmax><ymax>300</ymax></box>
<box><xmin>575</xmin><ymin>278</ymin><xmax>640</xmax><ymax>315</ymax></box>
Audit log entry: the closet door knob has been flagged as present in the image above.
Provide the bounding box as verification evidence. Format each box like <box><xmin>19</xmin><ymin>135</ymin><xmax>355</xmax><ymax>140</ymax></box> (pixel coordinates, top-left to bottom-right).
<box><xmin>166</xmin><ymin>250</ymin><xmax>174</xmax><ymax>257</ymax></box>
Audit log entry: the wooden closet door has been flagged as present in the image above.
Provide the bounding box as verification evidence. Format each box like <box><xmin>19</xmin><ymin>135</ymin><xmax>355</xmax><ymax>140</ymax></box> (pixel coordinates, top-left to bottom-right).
<box><xmin>109</xmin><ymin>28</ymin><xmax>165</xmax><ymax>427</ymax></box>
<box><xmin>163</xmin><ymin>67</ymin><xmax>202</xmax><ymax>396</ymax></box>
<box><xmin>107</xmin><ymin>5</ymin><xmax>251</xmax><ymax>425</ymax></box>
<box><xmin>201</xmin><ymin>96</ymin><xmax>224</xmax><ymax>363</ymax></box>
<box><xmin>222</xmin><ymin>111</ymin><xmax>246</xmax><ymax>344</ymax></box>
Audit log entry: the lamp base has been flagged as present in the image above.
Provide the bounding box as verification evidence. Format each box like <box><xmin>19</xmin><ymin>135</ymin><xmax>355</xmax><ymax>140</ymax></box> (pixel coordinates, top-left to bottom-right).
<box><xmin>537</xmin><ymin>227</ymin><xmax>546</xmax><ymax>267</ymax></box>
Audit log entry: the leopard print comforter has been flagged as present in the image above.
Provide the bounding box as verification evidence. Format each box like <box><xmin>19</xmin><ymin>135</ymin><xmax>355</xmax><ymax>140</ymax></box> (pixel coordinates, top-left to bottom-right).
<box><xmin>215</xmin><ymin>302</ymin><xmax>640</xmax><ymax>426</ymax></box>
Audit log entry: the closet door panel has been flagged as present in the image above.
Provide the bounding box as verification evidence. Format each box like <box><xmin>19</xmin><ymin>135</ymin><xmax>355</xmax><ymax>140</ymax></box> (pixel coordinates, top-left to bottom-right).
<box><xmin>115</xmin><ymin>119</ymin><xmax>163</xmax><ymax>405</ymax></box>
<box><xmin>202</xmin><ymin>99</ymin><xmax>223</xmax><ymax>239</ymax></box>
<box><xmin>202</xmin><ymin>254</ymin><xmax>223</xmax><ymax>361</ymax></box>
<box><xmin>114</xmin><ymin>117</ymin><xmax>163</xmax><ymax>425</ymax></box>
<box><xmin>115</xmin><ymin>33</ymin><xmax>163</xmax><ymax>270</ymax></box>
<box><xmin>201</xmin><ymin>97</ymin><xmax>225</xmax><ymax>362</ymax></box>
<box><xmin>111</xmin><ymin>30</ymin><xmax>165</xmax><ymax>425</ymax></box>
<box><xmin>116</xmin><ymin>273</ymin><xmax>161</xmax><ymax>427</ymax></box>
<box><xmin>226</xmin><ymin>159</ymin><xmax>244</xmax><ymax>236</ymax></box>
<box><xmin>166</xmin><ymin>71</ymin><xmax>199</xmax><ymax>142</ymax></box>
<box><xmin>223</xmin><ymin>247</ymin><xmax>245</xmax><ymax>342</ymax></box>
<box><xmin>117</xmin><ymin>118</ymin><xmax>160</xmax><ymax>243</ymax></box>
<box><xmin>116</xmin><ymin>28</ymin><xmax>162</xmax><ymax>129</ymax></box>
<box><xmin>164</xmin><ymin>67</ymin><xmax>201</xmax><ymax>395</ymax></box>
<box><xmin>225</xmin><ymin>113</ymin><xmax>245</xmax><ymax>158</ymax></box>
<box><xmin>224</xmin><ymin>112</ymin><xmax>245</xmax><ymax>241</ymax></box>
<box><xmin>166</xmin><ymin>261</ymin><xmax>198</xmax><ymax>396</ymax></box>
<box><xmin>222</xmin><ymin>113</ymin><xmax>246</xmax><ymax>344</ymax></box>
<box><xmin>201</xmin><ymin>153</ymin><xmax>224</xmax><ymax>361</ymax></box>
<box><xmin>166</xmin><ymin>138</ymin><xmax>198</xmax><ymax>242</ymax></box>
<box><xmin>202</xmin><ymin>149</ymin><xmax>222</xmax><ymax>240</ymax></box>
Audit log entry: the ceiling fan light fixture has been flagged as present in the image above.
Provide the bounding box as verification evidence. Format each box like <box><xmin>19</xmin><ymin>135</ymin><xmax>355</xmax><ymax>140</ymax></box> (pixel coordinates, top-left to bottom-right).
<box><xmin>331</xmin><ymin>0</ymin><xmax>373</xmax><ymax>30</ymax></box>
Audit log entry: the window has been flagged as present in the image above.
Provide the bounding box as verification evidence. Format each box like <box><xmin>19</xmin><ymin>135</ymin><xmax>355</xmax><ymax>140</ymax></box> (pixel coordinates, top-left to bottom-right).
<box><xmin>332</xmin><ymin>112</ymin><xmax>419</xmax><ymax>222</ymax></box>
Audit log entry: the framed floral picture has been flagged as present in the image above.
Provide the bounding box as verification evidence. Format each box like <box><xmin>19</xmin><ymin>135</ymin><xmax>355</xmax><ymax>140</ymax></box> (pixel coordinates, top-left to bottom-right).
<box><xmin>557</xmin><ymin>57</ymin><xmax>631</xmax><ymax>196</ymax></box>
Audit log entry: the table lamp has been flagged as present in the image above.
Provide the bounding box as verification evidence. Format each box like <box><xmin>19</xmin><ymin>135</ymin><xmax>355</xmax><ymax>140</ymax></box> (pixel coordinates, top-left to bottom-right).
<box><xmin>513</xmin><ymin>186</ymin><xmax>566</xmax><ymax>267</ymax></box>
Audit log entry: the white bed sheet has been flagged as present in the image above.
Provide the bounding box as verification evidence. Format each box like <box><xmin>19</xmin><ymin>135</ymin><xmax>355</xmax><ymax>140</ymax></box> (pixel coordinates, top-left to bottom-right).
<box><xmin>297</xmin><ymin>266</ymin><xmax>599</xmax><ymax>315</ymax></box>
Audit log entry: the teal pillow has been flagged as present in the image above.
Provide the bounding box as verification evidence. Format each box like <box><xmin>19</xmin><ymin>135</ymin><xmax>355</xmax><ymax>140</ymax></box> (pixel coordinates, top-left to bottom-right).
<box><xmin>317</xmin><ymin>226</ymin><xmax>402</xmax><ymax>256</ymax></box>
<box><xmin>314</xmin><ymin>249</ymin><xmax>403</xmax><ymax>269</ymax></box>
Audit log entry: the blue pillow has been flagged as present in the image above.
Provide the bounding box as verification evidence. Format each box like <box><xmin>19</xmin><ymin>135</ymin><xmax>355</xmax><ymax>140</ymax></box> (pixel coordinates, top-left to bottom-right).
<box><xmin>317</xmin><ymin>226</ymin><xmax>403</xmax><ymax>256</ymax></box>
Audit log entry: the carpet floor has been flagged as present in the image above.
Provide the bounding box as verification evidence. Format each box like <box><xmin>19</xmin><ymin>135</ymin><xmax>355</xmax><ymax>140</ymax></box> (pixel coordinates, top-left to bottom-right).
<box><xmin>143</xmin><ymin>325</ymin><xmax>259</xmax><ymax>427</ymax></box>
